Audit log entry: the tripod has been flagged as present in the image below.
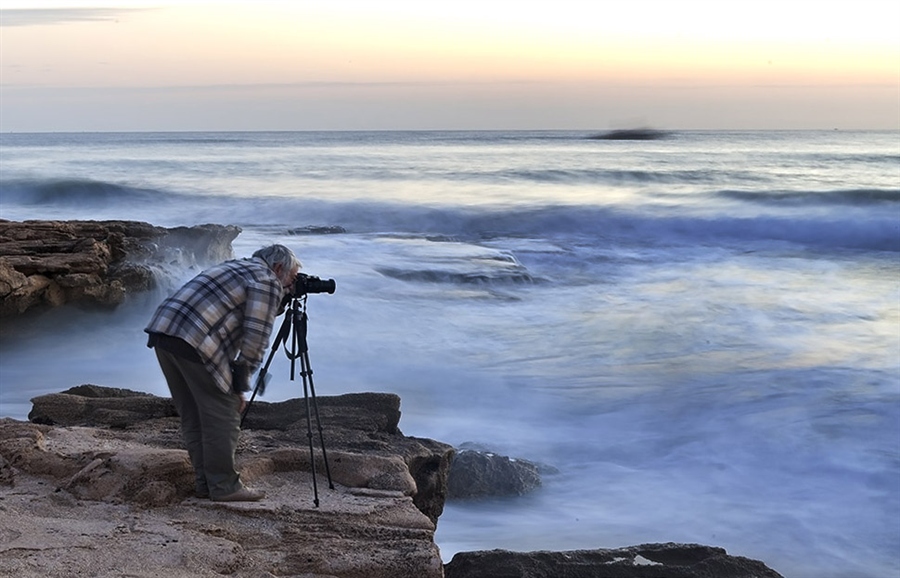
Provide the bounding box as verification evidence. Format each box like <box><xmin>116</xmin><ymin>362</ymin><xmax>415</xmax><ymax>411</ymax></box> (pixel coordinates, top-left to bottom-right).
<box><xmin>241</xmin><ymin>295</ymin><xmax>334</xmax><ymax>507</ymax></box>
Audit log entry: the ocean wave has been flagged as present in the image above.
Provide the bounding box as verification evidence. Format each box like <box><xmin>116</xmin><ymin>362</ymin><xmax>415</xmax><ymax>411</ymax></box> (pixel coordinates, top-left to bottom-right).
<box><xmin>717</xmin><ymin>188</ymin><xmax>900</xmax><ymax>206</ymax></box>
<box><xmin>376</xmin><ymin>266</ymin><xmax>537</xmax><ymax>285</ymax></box>
<box><xmin>494</xmin><ymin>167</ymin><xmax>730</xmax><ymax>185</ymax></box>
<box><xmin>247</xmin><ymin>201</ymin><xmax>900</xmax><ymax>253</ymax></box>
<box><xmin>793</xmin><ymin>152</ymin><xmax>900</xmax><ymax>165</ymax></box>
<box><xmin>3</xmin><ymin>179</ymin><xmax>896</xmax><ymax>253</ymax></box>
<box><xmin>0</xmin><ymin>178</ymin><xmax>171</xmax><ymax>206</ymax></box>
<box><xmin>284</xmin><ymin>166</ymin><xmax>734</xmax><ymax>186</ymax></box>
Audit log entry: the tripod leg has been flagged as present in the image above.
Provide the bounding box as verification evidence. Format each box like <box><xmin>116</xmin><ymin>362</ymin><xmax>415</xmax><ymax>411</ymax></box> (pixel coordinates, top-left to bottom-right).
<box><xmin>291</xmin><ymin>301</ymin><xmax>332</xmax><ymax>506</ymax></box>
<box><xmin>303</xmin><ymin>351</ymin><xmax>334</xmax><ymax>489</ymax></box>
<box><xmin>240</xmin><ymin>311</ymin><xmax>292</xmax><ymax>428</ymax></box>
<box><xmin>301</xmin><ymin>353</ymin><xmax>320</xmax><ymax>507</ymax></box>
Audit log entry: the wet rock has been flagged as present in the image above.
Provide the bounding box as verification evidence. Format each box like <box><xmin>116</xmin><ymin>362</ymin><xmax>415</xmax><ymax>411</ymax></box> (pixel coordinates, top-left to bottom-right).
<box><xmin>287</xmin><ymin>225</ymin><xmax>347</xmax><ymax>235</ymax></box>
<box><xmin>444</xmin><ymin>543</ymin><xmax>785</xmax><ymax>578</ymax></box>
<box><xmin>0</xmin><ymin>219</ymin><xmax>240</xmax><ymax>317</ymax></box>
<box><xmin>447</xmin><ymin>448</ymin><xmax>543</xmax><ymax>499</ymax></box>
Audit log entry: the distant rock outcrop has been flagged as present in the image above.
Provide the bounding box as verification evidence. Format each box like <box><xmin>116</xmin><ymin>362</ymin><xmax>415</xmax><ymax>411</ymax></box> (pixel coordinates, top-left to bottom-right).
<box><xmin>587</xmin><ymin>128</ymin><xmax>671</xmax><ymax>140</ymax></box>
<box><xmin>0</xmin><ymin>219</ymin><xmax>240</xmax><ymax>317</ymax></box>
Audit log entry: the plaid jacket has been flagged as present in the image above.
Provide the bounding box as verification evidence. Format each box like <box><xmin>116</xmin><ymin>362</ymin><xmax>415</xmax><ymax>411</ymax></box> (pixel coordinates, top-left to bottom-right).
<box><xmin>145</xmin><ymin>257</ymin><xmax>285</xmax><ymax>394</ymax></box>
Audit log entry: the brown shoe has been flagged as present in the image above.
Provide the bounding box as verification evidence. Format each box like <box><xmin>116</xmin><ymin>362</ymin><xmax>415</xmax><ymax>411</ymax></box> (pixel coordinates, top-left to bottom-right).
<box><xmin>212</xmin><ymin>488</ymin><xmax>265</xmax><ymax>502</ymax></box>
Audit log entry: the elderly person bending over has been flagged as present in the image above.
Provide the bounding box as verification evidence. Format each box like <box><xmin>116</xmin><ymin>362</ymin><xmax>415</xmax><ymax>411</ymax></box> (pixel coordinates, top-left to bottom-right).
<box><xmin>145</xmin><ymin>244</ymin><xmax>300</xmax><ymax>502</ymax></box>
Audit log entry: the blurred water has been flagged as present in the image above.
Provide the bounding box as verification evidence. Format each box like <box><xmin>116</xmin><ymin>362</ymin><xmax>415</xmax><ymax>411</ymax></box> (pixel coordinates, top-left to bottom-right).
<box><xmin>1</xmin><ymin>130</ymin><xmax>898</xmax><ymax>577</ymax></box>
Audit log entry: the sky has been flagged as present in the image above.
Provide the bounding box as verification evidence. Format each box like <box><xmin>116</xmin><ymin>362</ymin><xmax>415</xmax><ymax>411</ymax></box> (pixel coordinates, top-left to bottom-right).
<box><xmin>0</xmin><ymin>0</ymin><xmax>898</xmax><ymax>132</ymax></box>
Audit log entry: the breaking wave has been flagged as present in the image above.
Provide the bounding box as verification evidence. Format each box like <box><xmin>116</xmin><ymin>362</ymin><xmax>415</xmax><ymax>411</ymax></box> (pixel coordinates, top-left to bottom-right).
<box><xmin>0</xmin><ymin>178</ymin><xmax>176</xmax><ymax>206</ymax></box>
<box><xmin>2</xmin><ymin>178</ymin><xmax>896</xmax><ymax>253</ymax></box>
<box><xmin>716</xmin><ymin>188</ymin><xmax>900</xmax><ymax>206</ymax></box>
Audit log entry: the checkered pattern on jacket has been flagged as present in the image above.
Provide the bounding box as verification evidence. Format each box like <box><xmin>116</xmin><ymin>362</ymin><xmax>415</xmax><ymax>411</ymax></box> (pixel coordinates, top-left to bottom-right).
<box><xmin>145</xmin><ymin>257</ymin><xmax>284</xmax><ymax>394</ymax></box>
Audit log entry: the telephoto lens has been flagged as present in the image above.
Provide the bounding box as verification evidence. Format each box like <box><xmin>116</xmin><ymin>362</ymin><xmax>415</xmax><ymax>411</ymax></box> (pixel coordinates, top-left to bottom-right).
<box><xmin>292</xmin><ymin>273</ymin><xmax>336</xmax><ymax>296</ymax></box>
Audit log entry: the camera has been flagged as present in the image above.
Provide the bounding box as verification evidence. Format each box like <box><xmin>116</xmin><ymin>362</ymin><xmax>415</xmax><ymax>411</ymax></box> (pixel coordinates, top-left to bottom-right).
<box><xmin>292</xmin><ymin>272</ymin><xmax>336</xmax><ymax>296</ymax></box>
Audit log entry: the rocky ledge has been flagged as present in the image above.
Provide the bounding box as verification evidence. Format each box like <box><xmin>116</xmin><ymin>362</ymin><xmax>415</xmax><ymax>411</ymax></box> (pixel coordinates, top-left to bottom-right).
<box><xmin>1</xmin><ymin>386</ymin><xmax>453</xmax><ymax>578</ymax></box>
<box><xmin>0</xmin><ymin>386</ymin><xmax>785</xmax><ymax>578</ymax></box>
<box><xmin>0</xmin><ymin>219</ymin><xmax>240</xmax><ymax>317</ymax></box>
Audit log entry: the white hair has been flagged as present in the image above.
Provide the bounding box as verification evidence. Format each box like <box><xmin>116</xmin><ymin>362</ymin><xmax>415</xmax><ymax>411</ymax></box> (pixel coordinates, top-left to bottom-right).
<box><xmin>252</xmin><ymin>244</ymin><xmax>300</xmax><ymax>271</ymax></box>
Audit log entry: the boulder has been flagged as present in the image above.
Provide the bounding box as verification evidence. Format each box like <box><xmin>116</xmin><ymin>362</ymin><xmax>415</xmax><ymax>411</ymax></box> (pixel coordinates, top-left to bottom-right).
<box><xmin>447</xmin><ymin>448</ymin><xmax>543</xmax><ymax>499</ymax></box>
<box><xmin>0</xmin><ymin>219</ymin><xmax>240</xmax><ymax>317</ymax></box>
<box><xmin>444</xmin><ymin>543</ymin><xmax>785</xmax><ymax>578</ymax></box>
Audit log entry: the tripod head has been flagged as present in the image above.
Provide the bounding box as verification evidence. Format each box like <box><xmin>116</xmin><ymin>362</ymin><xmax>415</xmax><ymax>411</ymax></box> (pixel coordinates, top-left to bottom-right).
<box><xmin>254</xmin><ymin>295</ymin><xmax>309</xmax><ymax>399</ymax></box>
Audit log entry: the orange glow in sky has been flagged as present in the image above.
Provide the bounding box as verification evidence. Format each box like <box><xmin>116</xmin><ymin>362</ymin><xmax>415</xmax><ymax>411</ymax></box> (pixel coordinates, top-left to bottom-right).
<box><xmin>1</xmin><ymin>1</ymin><xmax>898</xmax><ymax>131</ymax></box>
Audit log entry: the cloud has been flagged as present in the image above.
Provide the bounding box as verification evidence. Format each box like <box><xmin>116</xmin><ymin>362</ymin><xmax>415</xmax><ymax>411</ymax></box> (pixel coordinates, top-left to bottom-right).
<box><xmin>0</xmin><ymin>8</ymin><xmax>147</xmax><ymax>27</ymax></box>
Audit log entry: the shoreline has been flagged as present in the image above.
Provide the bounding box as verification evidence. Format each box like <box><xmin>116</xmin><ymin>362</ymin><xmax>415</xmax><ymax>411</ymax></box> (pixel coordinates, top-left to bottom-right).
<box><xmin>0</xmin><ymin>387</ymin><xmax>785</xmax><ymax>578</ymax></box>
<box><xmin>0</xmin><ymin>219</ymin><xmax>788</xmax><ymax>577</ymax></box>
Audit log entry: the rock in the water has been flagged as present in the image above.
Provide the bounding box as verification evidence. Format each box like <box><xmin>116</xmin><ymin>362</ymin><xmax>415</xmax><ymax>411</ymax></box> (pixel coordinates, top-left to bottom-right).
<box><xmin>444</xmin><ymin>543</ymin><xmax>785</xmax><ymax>578</ymax></box>
<box><xmin>0</xmin><ymin>219</ymin><xmax>240</xmax><ymax>317</ymax></box>
<box><xmin>587</xmin><ymin>128</ymin><xmax>671</xmax><ymax>140</ymax></box>
<box><xmin>447</xmin><ymin>448</ymin><xmax>543</xmax><ymax>499</ymax></box>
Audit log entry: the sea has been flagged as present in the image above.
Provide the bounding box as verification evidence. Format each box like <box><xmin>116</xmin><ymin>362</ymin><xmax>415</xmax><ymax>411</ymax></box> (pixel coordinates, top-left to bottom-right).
<box><xmin>0</xmin><ymin>130</ymin><xmax>898</xmax><ymax>578</ymax></box>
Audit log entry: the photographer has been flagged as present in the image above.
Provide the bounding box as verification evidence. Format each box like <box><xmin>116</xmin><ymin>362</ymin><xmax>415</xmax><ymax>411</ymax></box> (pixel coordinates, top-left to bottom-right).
<box><xmin>145</xmin><ymin>244</ymin><xmax>300</xmax><ymax>502</ymax></box>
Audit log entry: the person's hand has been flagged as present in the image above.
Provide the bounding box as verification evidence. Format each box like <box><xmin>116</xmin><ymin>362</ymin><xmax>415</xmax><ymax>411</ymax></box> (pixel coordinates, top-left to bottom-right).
<box><xmin>238</xmin><ymin>394</ymin><xmax>247</xmax><ymax>415</ymax></box>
